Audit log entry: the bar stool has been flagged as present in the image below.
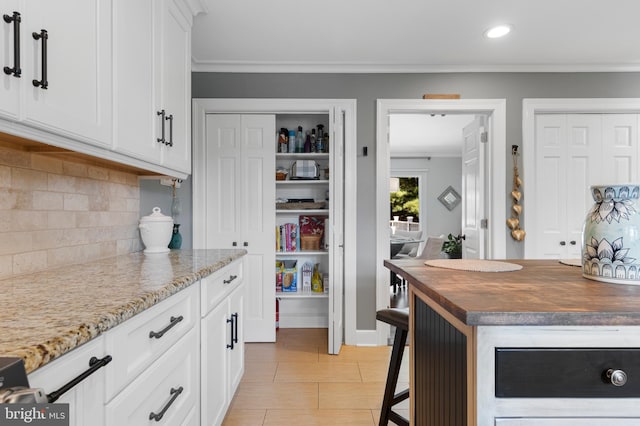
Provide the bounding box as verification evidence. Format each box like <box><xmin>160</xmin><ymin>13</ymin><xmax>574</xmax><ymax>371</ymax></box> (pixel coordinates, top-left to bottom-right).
<box><xmin>376</xmin><ymin>308</ymin><xmax>409</xmax><ymax>426</ymax></box>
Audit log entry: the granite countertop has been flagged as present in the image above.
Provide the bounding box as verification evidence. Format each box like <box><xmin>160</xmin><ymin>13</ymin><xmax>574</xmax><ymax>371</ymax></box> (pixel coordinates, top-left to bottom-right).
<box><xmin>0</xmin><ymin>249</ymin><xmax>246</xmax><ymax>373</ymax></box>
<box><xmin>385</xmin><ymin>258</ymin><xmax>640</xmax><ymax>326</ymax></box>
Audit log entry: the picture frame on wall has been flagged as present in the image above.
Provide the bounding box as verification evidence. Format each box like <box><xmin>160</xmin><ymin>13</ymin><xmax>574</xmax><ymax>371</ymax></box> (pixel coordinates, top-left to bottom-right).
<box><xmin>438</xmin><ymin>186</ymin><xmax>461</xmax><ymax>211</ymax></box>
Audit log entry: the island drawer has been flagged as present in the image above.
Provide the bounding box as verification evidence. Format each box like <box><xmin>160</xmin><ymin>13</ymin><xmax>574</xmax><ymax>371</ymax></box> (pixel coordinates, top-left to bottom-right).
<box><xmin>495</xmin><ymin>348</ymin><xmax>640</xmax><ymax>397</ymax></box>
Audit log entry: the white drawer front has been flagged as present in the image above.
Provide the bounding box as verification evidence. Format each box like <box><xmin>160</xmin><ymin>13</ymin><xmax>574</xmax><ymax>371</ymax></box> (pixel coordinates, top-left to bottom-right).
<box><xmin>105</xmin><ymin>326</ymin><xmax>199</xmax><ymax>426</ymax></box>
<box><xmin>105</xmin><ymin>284</ymin><xmax>198</xmax><ymax>401</ymax></box>
<box><xmin>201</xmin><ymin>260</ymin><xmax>243</xmax><ymax>317</ymax></box>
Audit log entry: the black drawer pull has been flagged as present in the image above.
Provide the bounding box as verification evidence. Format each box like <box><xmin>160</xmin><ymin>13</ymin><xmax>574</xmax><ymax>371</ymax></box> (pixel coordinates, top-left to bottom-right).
<box><xmin>149</xmin><ymin>315</ymin><xmax>183</xmax><ymax>339</ymax></box>
<box><xmin>232</xmin><ymin>312</ymin><xmax>239</xmax><ymax>345</ymax></box>
<box><xmin>157</xmin><ymin>110</ymin><xmax>166</xmax><ymax>144</ymax></box>
<box><xmin>165</xmin><ymin>114</ymin><xmax>173</xmax><ymax>147</ymax></box>
<box><xmin>149</xmin><ymin>386</ymin><xmax>183</xmax><ymax>422</ymax></box>
<box><xmin>47</xmin><ymin>355</ymin><xmax>112</xmax><ymax>403</ymax></box>
<box><xmin>606</xmin><ymin>368</ymin><xmax>628</xmax><ymax>387</ymax></box>
<box><xmin>226</xmin><ymin>316</ymin><xmax>234</xmax><ymax>349</ymax></box>
<box><xmin>223</xmin><ymin>275</ymin><xmax>238</xmax><ymax>285</ymax></box>
<box><xmin>3</xmin><ymin>11</ymin><xmax>21</xmax><ymax>77</ymax></box>
<box><xmin>32</xmin><ymin>29</ymin><xmax>48</xmax><ymax>89</ymax></box>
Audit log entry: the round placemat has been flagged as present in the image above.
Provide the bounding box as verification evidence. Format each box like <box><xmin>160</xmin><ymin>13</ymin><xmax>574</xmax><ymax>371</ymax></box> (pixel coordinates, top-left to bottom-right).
<box><xmin>559</xmin><ymin>258</ymin><xmax>582</xmax><ymax>267</ymax></box>
<box><xmin>424</xmin><ymin>259</ymin><xmax>523</xmax><ymax>272</ymax></box>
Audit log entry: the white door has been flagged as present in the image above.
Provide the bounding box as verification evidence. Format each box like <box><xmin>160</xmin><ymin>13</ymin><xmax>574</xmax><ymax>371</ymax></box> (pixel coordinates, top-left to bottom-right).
<box><xmin>112</xmin><ymin>0</ymin><xmax>160</xmax><ymax>164</ymax></box>
<box><xmin>328</xmin><ymin>107</ymin><xmax>345</xmax><ymax>355</ymax></box>
<box><xmin>532</xmin><ymin>113</ymin><xmax>639</xmax><ymax>259</ymax></box>
<box><xmin>461</xmin><ymin>116</ymin><xmax>486</xmax><ymax>259</ymax></box>
<box><xmin>23</xmin><ymin>0</ymin><xmax>112</xmax><ymax>147</ymax></box>
<box><xmin>158</xmin><ymin>0</ymin><xmax>191</xmax><ymax>173</ymax></box>
<box><xmin>205</xmin><ymin>114</ymin><xmax>276</xmax><ymax>343</ymax></box>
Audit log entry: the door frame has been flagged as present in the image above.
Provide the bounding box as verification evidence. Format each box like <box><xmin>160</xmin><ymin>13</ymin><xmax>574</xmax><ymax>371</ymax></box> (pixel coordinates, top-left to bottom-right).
<box><xmin>375</xmin><ymin>99</ymin><xmax>506</xmax><ymax>345</ymax></box>
<box><xmin>192</xmin><ymin>98</ymin><xmax>358</xmax><ymax>345</ymax></box>
<box><xmin>523</xmin><ymin>98</ymin><xmax>640</xmax><ymax>258</ymax></box>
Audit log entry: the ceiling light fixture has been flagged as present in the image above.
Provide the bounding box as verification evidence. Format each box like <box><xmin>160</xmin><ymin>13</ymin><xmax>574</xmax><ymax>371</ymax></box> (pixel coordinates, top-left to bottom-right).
<box><xmin>485</xmin><ymin>24</ymin><xmax>512</xmax><ymax>39</ymax></box>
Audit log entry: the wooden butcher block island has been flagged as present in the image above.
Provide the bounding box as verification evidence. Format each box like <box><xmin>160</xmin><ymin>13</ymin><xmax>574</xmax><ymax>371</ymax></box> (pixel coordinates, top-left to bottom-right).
<box><xmin>384</xmin><ymin>259</ymin><xmax>640</xmax><ymax>426</ymax></box>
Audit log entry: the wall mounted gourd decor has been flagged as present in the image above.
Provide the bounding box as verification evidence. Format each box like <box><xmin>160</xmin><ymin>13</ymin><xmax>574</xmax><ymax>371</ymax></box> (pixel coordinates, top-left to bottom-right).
<box><xmin>508</xmin><ymin>145</ymin><xmax>526</xmax><ymax>241</ymax></box>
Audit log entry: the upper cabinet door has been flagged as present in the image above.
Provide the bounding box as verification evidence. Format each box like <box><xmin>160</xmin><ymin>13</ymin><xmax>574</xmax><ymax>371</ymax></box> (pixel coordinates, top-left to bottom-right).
<box><xmin>0</xmin><ymin>0</ymin><xmax>22</xmax><ymax>120</ymax></box>
<box><xmin>158</xmin><ymin>0</ymin><xmax>191</xmax><ymax>174</ymax></box>
<box><xmin>22</xmin><ymin>0</ymin><xmax>113</xmax><ymax>148</ymax></box>
<box><xmin>112</xmin><ymin>0</ymin><xmax>160</xmax><ymax>164</ymax></box>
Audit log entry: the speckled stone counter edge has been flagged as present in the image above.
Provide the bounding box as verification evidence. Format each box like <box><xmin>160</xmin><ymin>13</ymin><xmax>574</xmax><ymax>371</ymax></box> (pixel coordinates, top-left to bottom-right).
<box><xmin>1</xmin><ymin>249</ymin><xmax>246</xmax><ymax>373</ymax></box>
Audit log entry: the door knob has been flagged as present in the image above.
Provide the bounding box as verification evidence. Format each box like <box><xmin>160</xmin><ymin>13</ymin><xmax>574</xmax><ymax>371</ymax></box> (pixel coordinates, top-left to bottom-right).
<box><xmin>570</xmin><ymin>240</ymin><xmax>576</xmax><ymax>245</ymax></box>
<box><xmin>560</xmin><ymin>241</ymin><xmax>566</xmax><ymax>246</ymax></box>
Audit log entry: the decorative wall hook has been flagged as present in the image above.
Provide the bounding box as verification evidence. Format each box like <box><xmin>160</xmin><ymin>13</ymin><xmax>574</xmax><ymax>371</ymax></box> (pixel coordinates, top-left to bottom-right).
<box><xmin>508</xmin><ymin>145</ymin><xmax>526</xmax><ymax>241</ymax></box>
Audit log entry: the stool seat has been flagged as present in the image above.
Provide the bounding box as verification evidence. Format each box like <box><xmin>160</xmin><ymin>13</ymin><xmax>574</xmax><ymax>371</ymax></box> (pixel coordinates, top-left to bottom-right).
<box><xmin>376</xmin><ymin>308</ymin><xmax>410</xmax><ymax>426</ymax></box>
<box><xmin>376</xmin><ymin>308</ymin><xmax>408</xmax><ymax>331</ymax></box>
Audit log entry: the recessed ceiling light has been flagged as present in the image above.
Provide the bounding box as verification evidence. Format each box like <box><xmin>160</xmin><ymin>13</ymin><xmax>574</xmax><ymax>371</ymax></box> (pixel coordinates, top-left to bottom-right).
<box><xmin>485</xmin><ymin>25</ymin><xmax>512</xmax><ymax>39</ymax></box>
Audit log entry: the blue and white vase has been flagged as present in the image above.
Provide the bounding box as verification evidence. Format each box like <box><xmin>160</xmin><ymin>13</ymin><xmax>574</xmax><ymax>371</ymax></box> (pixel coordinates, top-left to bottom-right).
<box><xmin>582</xmin><ymin>184</ymin><xmax>640</xmax><ymax>285</ymax></box>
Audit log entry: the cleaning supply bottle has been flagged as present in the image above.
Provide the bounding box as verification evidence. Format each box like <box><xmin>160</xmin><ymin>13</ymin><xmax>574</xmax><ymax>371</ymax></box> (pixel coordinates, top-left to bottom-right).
<box><xmin>296</xmin><ymin>126</ymin><xmax>304</xmax><ymax>153</ymax></box>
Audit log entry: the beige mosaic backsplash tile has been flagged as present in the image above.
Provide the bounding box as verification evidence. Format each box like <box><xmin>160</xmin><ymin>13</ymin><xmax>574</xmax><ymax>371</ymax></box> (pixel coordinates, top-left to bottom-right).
<box><xmin>0</xmin><ymin>145</ymin><xmax>141</xmax><ymax>278</ymax></box>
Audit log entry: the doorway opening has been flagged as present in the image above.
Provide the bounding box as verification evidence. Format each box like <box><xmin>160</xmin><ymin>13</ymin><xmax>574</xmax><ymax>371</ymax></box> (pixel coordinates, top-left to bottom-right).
<box><xmin>374</xmin><ymin>99</ymin><xmax>507</xmax><ymax>346</ymax></box>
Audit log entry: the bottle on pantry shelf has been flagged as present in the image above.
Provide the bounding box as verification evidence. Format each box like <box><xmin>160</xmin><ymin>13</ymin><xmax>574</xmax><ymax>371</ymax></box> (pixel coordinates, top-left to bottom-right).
<box><xmin>311</xmin><ymin>263</ymin><xmax>323</xmax><ymax>293</ymax></box>
<box><xmin>278</xmin><ymin>128</ymin><xmax>289</xmax><ymax>153</ymax></box>
<box><xmin>288</xmin><ymin>129</ymin><xmax>296</xmax><ymax>153</ymax></box>
<box><xmin>296</xmin><ymin>126</ymin><xmax>304</xmax><ymax>153</ymax></box>
<box><xmin>316</xmin><ymin>124</ymin><xmax>325</xmax><ymax>153</ymax></box>
<box><xmin>304</xmin><ymin>131</ymin><xmax>311</xmax><ymax>152</ymax></box>
<box><xmin>310</xmin><ymin>129</ymin><xmax>316</xmax><ymax>152</ymax></box>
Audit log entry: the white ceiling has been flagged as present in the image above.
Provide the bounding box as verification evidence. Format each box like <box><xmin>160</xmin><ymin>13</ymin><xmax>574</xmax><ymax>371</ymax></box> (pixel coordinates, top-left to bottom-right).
<box><xmin>389</xmin><ymin>114</ymin><xmax>475</xmax><ymax>157</ymax></box>
<box><xmin>191</xmin><ymin>0</ymin><xmax>640</xmax><ymax>73</ymax></box>
<box><xmin>191</xmin><ymin>0</ymin><xmax>640</xmax><ymax>155</ymax></box>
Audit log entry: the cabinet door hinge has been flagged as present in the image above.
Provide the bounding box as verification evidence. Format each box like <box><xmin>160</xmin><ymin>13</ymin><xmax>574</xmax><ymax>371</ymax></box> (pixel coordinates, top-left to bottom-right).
<box><xmin>481</xmin><ymin>218</ymin><xmax>488</xmax><ymax>229</ymax></box>
<box><xmin>480</xmin><ymin>131</ymin><xmax>488</xmax><ymax>143</ymax></box>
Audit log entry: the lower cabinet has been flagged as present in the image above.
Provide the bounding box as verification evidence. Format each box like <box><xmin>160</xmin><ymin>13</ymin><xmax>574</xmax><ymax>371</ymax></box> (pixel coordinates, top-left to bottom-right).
<box><xmin>496</xmin><ymin>420</ymin><xmax>640</xmax><ymax>425</ymax></box>
<box><xmin>23</xmin><ymin>258</ymin><xmax>245</xmax><ymax>426</ymax></box>
<box><xmin>28</xmin><ymin>336</ymin><xmax>109</xmax><ymax>426</ymax></box>
<box><xmin>201</xmin><ymin>262</ymin><xmax>245</xmax><ymax>426</ymax></box>
<box><xmin>105</xmin><ymin>327</ymin><xmax>199</xmax><ymax>425</ymax></box>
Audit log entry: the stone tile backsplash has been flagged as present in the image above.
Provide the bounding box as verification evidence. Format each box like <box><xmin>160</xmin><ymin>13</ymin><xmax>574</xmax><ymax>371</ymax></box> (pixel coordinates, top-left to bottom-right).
<box><xmin>0</xmin><ymin>144</ymin><xmax>142</xmax><ymax>279</ymax></box>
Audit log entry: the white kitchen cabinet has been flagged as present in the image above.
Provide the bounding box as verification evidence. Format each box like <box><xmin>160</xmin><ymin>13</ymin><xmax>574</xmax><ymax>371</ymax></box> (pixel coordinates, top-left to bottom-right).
<box><xmin>105</xmin><ymin>327</ymin><xmax>199</xmax><ymax>426</ymax></box>
<box><xmin>200</xmin><ymin>260</ymin><xmax>245</xmax><ymax>426</ymax></box>
<box><xmin>193</xmin><ymin>99</ymin><xmax>355</xmax><ymax>355</ymax></box>
<box><xmin>28</xmin><ymin>336</ymin><xmax>109</xmax><ymax>426</ymax></box>
<box><xmin>199</xmin><ymin>113</ymin><xmax>276</xmax><ymax>343</ymax></box>
<box><xmin>104</xmin><ymin>284</ymin><xmax>198</xmax><ymax>401</ymax></box>
<box><xmin>527</xmin><ymin>113</ymin><xmax>639</xmax><ymax>258</ymax></box>
<box><xmin>0</xmin><ymin>0</ymin><xmax>112</xmax><ymax>147</ymax></box>
<box><xmin>112</xmin><ymin>0</ymin><xmax>191</xmax><ymax>175</ymax></box>
<box><xmin>0</xmin><ymin>1</ymin><xmax>21</xmax><ymax>121</ymax></box>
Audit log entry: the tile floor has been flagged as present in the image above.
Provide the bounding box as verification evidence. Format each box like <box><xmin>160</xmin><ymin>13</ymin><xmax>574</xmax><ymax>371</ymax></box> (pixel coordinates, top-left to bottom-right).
<box><xmin>222</xmin><ymin>328</ymin><xmax>409</xmax><ymax>425</ymax></box>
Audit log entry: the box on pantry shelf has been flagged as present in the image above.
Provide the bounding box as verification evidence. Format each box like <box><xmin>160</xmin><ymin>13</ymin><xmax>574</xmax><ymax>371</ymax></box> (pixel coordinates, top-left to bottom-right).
<box><xmin>281</xmin><ymin>260</ymin><xmax>297</xmax><ymax>292</ymax></box>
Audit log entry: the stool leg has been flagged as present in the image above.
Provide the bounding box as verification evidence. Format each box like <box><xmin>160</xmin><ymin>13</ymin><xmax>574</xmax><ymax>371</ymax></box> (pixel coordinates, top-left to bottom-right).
<box><xmin>379</xmin><ymin>326</ymin><xmax>408</xmax><ymax>426</ymax></box>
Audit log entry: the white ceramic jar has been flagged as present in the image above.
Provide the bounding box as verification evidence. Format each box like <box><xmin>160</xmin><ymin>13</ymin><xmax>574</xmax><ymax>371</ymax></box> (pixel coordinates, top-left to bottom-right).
<box><xmin>139</xmin><ymin>207</ymin><xmax>173</xmax><ymax>254</ymax></box>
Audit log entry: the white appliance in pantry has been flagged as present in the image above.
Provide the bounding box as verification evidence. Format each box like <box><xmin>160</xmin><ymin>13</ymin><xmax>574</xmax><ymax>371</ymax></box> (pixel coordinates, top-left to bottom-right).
<box><xmin>192</xmin><ymin>98</ymin><xmax>356</xmax><ymax>355</ymax></box>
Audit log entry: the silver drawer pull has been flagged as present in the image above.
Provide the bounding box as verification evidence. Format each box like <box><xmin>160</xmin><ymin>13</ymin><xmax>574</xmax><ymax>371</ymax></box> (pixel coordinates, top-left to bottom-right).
<box><xmin>149</xmin><ymin>315</ymin><xmax>183</xmax><ymax>339</ymax></box>
<box><xmin>223</xmin><ymin>275</ymin><xmax>238</xmax><ymax>285</ymax></box>
<box><xmin>606</xmin><ymin>368</ymin><xmax>628</xmax><ymax>386</ymax></box>
<box><xmin>149</xmin><ymin>386</ymin><xmax>183</xmax><ymax>421</ymax></box>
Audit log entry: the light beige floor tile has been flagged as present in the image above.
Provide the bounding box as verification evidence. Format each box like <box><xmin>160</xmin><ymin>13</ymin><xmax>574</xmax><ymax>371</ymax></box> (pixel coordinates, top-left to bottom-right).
<box><xmin>371</xmin><ymin>408</ymin><xmax>410</xmax><ymax>425</ymax></box>
<box><xmin>222</xmin><ymin>409</ymin><xmax>266</xmax><ymax>426</ymax></box>
<box><xmin>319</xmin><ymin>382</ymin><xmax>386</xmax><ymax>409</ymax></box>
<box><xmin>275</xmin><ymin>361</ymin><xmax>362</xmax><ymax>383</ymax></box>
<box><xmin>245</xmin><ymin>342</ymin><xmax>319</xmax><ymax>363</ymax></box>
<box><xmin>242</xmin><ymin>361</ymin><xmax>278</xmax><ymax>382</ymax></box>
<box><xmin>264</xmin><ymin>409</ymin><xmax>375</xmax><ymax>426</ymax></box>
<box><xmin>358</xmin><ymin>350</ymin><xmax>409</xmax><ymax>383</ymax></box>
<box><xmin>230</xmin><ymin>382</ymin><xmax>318</xmax><ymax>410</ymax></box>
<box><xmin>319</xmin><ymin>345</ymin><xmax>391</xmax><ymax>363</ymax></box>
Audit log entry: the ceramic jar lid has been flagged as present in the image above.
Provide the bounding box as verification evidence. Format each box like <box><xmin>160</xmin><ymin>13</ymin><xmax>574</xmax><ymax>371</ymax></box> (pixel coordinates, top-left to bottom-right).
<box><xmin>140</xmin><ymin>207</ymin><xmax>173</xmax><ymax>223</ymax></box>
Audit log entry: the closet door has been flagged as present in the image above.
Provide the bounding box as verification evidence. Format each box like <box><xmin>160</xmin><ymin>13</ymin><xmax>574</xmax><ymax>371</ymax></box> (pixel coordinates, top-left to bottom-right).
<box><xmin>204</xmin><ymin>114</ymin><xmax>276</xmax><ymax>343</ymax></box>
<box><xmin>532</xmin><ymin>114</ymin><xmax>638</xmax><ymax>259</ymax></box>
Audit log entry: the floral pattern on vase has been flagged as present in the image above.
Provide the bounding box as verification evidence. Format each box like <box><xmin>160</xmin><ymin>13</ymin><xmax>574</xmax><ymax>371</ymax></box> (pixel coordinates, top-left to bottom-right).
<box><xmin>582</xmin><ymin>185</ymin><xmax>640</xmax><ymax>285</ymax></box>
